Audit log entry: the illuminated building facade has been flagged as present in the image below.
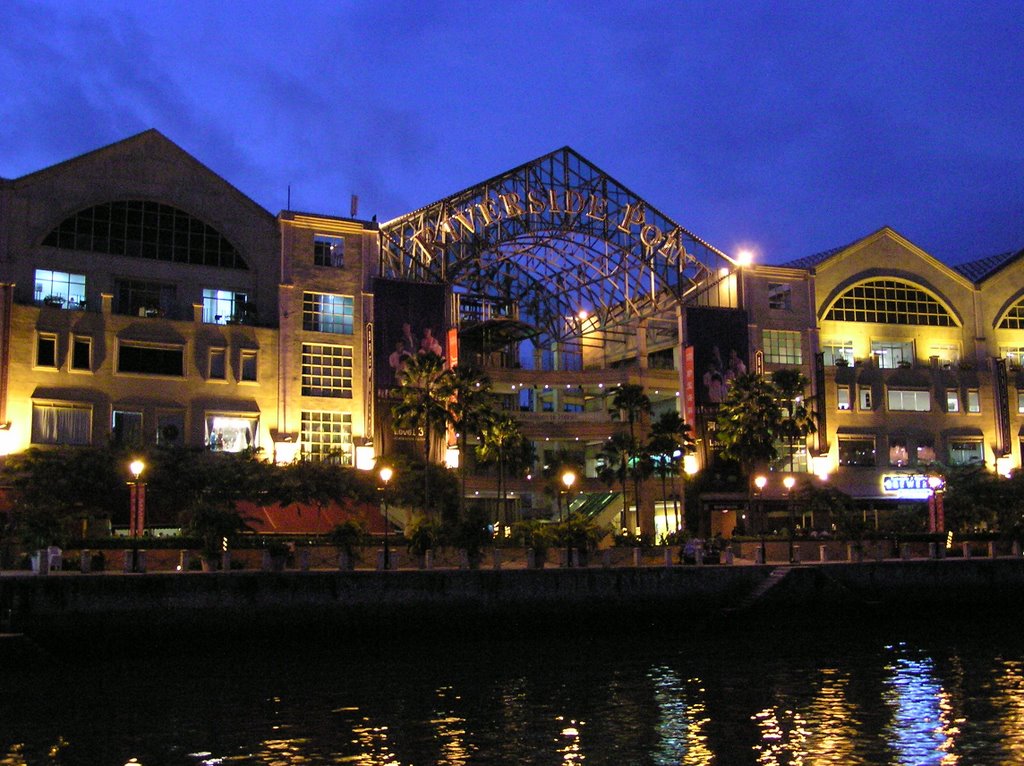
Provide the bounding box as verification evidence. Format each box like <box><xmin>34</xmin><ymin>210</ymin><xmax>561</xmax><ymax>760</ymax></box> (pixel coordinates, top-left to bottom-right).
<box><xmin>1</xmin><ymin>131</ymin><xmax>1021</xmax><ymax>535</ymax></box>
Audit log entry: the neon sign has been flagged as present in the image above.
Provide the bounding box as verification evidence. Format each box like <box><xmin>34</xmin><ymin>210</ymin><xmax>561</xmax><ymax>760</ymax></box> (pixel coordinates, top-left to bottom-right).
<box><xmin>882</xmin><ymin>474</ymin><xmax>933</xmax><ymax>500</ymax></box>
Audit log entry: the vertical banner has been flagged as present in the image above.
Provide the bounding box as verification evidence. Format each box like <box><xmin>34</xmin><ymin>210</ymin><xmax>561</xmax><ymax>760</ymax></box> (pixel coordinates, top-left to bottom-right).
<box><xmin>684</xmin><ymin>345</ymin><xmax>696</xmax><ymax>428</ymax></box>
<box><xmin>995</xmin><ymin>357</ymin><xmax>1010</xmax><ymax>456</ymax></box>
<box><xmin>684</xmin><ymin>307</ymin><xmax>749</xmax><ymax>405</ymax></box>
<box><xmin>373</xmin><ymin>278</ymin><xmax>449</xmax><ymax>459</ymax></box>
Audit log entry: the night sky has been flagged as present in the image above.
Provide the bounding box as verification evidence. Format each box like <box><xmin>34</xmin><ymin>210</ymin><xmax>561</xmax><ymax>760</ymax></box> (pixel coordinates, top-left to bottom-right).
<box><xmin>2</xmin><ymin>1</ymin><xmax>1022</xmax><ymax>265</ymax></box>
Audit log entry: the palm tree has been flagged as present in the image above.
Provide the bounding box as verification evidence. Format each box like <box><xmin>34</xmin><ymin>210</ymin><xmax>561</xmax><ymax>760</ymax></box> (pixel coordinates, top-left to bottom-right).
<box><xmin>611</xmin><ymin>384</ymin><xmax>652</xmax><ymax>533</ymax></box>
<box><xmin>771</xmin><ymin>369</ymin><xmax>818</xmax><ymax>472</ymax></box>
<box><xmin>648</xmin><ymin>411</ymin><xmax>696</xmax><ymax>533</ymax></box>
<box><xmin>716</xmin><ymin>373</ymin><xmax>783</xmax><ymax>551</ymax></box>
<box><xmin>391</xmin><ymin>352</ymin><xmax>451</xmax><ymax>515</ymax></box>
<box><xmin>475</xmin><ymin>413</ymin><xmax>532</xmax><ymax>523</ymax></box>
<box><xmin>598</xmin><ymin>431</ymin><xmax>635</xmax><ymax>531</ymax></box>
<box><xmin>439</xmin><ymin>364</ymin><xmax>494</xmax><ymax>519</ymax></box>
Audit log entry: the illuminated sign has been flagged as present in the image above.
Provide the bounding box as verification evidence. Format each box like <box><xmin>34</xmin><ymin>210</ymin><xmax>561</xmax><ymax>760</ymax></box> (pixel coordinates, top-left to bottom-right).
<box><xmin>881</xmin><ymin>474</ymin><xmax>932</xmax><ymax>500</ymax></box>
<box><xmin>411</xmin><ymin>186</ymin><xmax>689</xmax><ymax>261</ymax></box>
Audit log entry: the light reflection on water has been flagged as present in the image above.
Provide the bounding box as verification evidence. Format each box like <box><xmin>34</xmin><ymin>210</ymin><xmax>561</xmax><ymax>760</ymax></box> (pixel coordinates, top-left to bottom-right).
<box><xmin>4</xmin><ymin>624</ymin><xmax>1024</xmax><ymax>765</ymax></box>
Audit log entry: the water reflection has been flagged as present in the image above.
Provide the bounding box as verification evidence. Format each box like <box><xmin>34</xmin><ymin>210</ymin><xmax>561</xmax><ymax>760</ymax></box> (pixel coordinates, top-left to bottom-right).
<box><xmin>5</xmin><ymin>625</ymin><xmax>1024</xmax><ymax>764</ymax></box>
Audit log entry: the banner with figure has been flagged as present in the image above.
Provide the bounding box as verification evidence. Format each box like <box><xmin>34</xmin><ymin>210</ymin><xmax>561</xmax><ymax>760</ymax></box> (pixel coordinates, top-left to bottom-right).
<box><xmin>685</xmin><ymin>306</ymin><xmax>749</xmax><ymax>406</ymax></box>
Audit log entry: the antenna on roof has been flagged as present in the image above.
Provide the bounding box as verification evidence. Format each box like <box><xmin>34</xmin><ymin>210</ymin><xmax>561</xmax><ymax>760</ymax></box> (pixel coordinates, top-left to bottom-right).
<box><xmin>350</xmin><ymin>194</ymin><xmax>359</xmax><ymax>218</ymax></box>
<box><xmin>287</xmin><ymin>185</ymin><xmax>291</xmax><ymax>211</ymax></box>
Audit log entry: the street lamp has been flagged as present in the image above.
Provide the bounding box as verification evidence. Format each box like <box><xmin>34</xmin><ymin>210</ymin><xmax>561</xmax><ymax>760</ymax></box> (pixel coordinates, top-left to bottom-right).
<box><xmin>927</xmin><ymin>474</ymin><xmax>945</xmax><ymax>534</ymax></box>
<box><xmin>783</xmin><ymin>475</ymin><xmax>796</xmax><ymax>563</ymax></box>
<box><xmin>379</xmin><ymin>466</ymin><xmax>393</xmax><ymax>570</ymax></box>
<box><xmin>127</xmin><ymin>459</ymin><xmax>146</xmax><ymax>573</ymax></box>
<box><xmin>561</xmin><ymin>470</ymin><xmax>577</xmax><ymax>521</ymax></box>
<box><xmin>754</xmin><ymin>475</ymin><xmax>767</xmax><ymax>565</ymax></box>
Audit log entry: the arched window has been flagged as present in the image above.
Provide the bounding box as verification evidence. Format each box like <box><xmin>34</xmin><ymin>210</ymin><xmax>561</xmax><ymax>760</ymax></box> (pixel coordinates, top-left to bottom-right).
<box><xmin>823</xmin><ymin>279</ymin><xmax>956</xmax><ymax>326</ymax></box>
<box><xmin>997</xmin><ymin>297</ymin><xmax>1024</xmax><ymax>329</ymax></box>
<box><xmin>42</xmin><ymin>200</ymin><xmax>247</xmax><ymax>270</ymax></box>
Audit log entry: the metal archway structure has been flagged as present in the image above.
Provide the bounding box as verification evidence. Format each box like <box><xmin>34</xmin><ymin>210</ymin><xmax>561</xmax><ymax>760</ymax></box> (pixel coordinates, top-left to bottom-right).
<box><xmin>379</xmin><ymin>147</ymin><xmax>736</xmax><ymax>346</ymax></box>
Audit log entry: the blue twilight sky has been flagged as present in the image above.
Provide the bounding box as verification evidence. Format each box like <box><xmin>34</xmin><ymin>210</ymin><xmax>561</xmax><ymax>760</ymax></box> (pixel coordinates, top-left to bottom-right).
<box><xmin>1</xmin><ymin>0</ymin><xmax>1022</xmax><ymax>265</ymax></box>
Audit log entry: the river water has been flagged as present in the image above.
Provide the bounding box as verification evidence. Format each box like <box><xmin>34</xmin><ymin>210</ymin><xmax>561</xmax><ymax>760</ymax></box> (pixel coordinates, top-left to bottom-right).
<box><xmin>3</xmin><ymin>617</ymin><xmax>1024</xmax><ymax>765</ymax></box>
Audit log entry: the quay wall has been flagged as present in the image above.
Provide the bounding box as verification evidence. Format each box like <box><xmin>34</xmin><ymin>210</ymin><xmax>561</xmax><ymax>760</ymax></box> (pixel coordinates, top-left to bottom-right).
<box><xmin>3</xmin><ymin>559</ymin><xmax>1024</xmax><ymax>647</ymax></box>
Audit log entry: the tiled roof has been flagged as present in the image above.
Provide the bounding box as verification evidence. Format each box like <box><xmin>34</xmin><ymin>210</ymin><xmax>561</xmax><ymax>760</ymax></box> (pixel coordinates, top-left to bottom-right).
<box><xmin>953</xmin><ymin>249</ymin><xmax>1023</xmax><ymax>282</ymax></box>
<box><xmin>781</xmin><ymin>242</ymin><xmax>855</xmax><ymax>270</ymax></box>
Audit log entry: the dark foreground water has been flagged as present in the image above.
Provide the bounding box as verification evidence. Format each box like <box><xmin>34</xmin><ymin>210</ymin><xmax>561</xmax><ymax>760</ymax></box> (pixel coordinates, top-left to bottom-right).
<box><xmin>4</xmin><ymin>618</ymin><xmax>1024</xmax><ymax>765</ymax></box>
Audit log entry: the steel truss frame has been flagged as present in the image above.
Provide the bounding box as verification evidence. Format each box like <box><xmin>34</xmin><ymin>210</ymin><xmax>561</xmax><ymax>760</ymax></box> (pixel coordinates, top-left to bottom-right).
<box><xmin>380</xmin><ymin>147</ymin><xmax>735</xmax><ymax>345</ymax></box>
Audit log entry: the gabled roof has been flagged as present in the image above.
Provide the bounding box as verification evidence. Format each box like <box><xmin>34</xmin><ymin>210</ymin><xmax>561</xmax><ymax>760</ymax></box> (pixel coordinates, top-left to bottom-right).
<box><xmin>781</xmin><ymin>241</ymin><xmax>858</xmax><ymax>270</ymax></box>
<box><xmin>954</xmin><ymin>249</ymin><xmax>1024</xmax><ymax>283</ymax></box>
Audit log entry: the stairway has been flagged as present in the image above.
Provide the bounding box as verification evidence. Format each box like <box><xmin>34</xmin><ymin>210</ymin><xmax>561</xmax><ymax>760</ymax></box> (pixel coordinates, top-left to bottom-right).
<box><xmin>726</xmin><ymin>567</ymin><xmax>792</xmax><ymax>614</ymax></box>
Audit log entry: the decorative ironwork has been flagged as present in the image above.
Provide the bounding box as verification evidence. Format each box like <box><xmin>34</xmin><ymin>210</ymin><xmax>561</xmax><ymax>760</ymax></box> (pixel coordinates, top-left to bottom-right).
<box><xmin>379</xmin><ymin>147</ymin><xmax>734</xmax><ymax>344</ymax></box>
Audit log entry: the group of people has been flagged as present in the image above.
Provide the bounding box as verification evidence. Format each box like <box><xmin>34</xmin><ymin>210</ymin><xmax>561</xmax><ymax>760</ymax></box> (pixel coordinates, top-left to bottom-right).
<box><xmin>388</xmin><ymin>322</ymin><xmax>444</xmax><ymax>378</ymax></box>
<box><xmin>701</xmin><ymin>345</ymin><xmax>746</xmax><ymax>403</ymax></box>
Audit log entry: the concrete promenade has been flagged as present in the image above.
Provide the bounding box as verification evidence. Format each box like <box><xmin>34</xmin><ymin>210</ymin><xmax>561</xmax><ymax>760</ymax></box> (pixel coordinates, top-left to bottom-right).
<box><xmin>3</xmin><ymin>549</ymin><xmax>1024</xmax><ymax>649</ymax></box>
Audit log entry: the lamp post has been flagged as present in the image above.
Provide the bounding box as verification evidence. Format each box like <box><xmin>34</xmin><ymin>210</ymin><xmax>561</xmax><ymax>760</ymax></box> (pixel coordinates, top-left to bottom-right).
<box><xmin>927</xmin><ymin>474</ymin><xmax>945</xmax><ymax>534</ymax></box>
<box><xmin>127</xmin><ymin>459</ymin><xmax>146</xmax><ymax>573</ymax></box>
<box><xmin>754</xmin><ymin>475</ymin><xmax>767</xmax><ymax>565</ymax></box>
<box><xmin>379</xmin><ymin>466</ymin><xmax>393</xmax><ymax>570</ymax></box>
<box><xmin>783</xmin><ymin>475</ymin><xmax>796</xmax><ymax>563</ymax></box>
<box><xmin>561</xmin><ymin>470</ymin><xmax>577</xmax><ymax>566</ymax></box>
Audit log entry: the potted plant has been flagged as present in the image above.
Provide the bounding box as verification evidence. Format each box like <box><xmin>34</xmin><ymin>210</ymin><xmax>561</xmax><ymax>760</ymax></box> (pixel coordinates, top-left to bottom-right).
<box><xmin>404</xmin><ymin>513</ymin><xmax>443</xmax><ymax>568</ymax></box>
<box><xmin>328</xmin><ymin>519</ymin><xmax>366</xmax><ymax>570</ymax></box>
<box><xmin>554</xmin><ymin>512</ymin><xmax>607</xmax><ymax>567</ymax></box>
<box><xmin>834</xmin><ymin>356</ymin><xmax>849</xmax><ymax>368</ymax></box>
<box><xmin>510</xmin><ymin>519</ymin><xmax>553</xmax><ymax>569</ymax></box>
<box><xmin>261</xmin><ymin>539</ymin><xmax>290</xmax><ymax>572</ymax></box>
<box><xmin>180</xmin><ymin>505</ymin><xmax>250</xmax><ymax>572</ymax></box>
<box><xmin>450</xmin><ymin>508</ymin><xmax>491</xmax><ymax>569</ymax></box>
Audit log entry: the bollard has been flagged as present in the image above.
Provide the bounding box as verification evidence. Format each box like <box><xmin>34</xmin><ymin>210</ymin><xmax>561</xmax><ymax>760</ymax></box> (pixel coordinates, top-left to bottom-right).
<box><xmin>632</xmin><ymin>547</ymin><xmax>642</xmax><ymax>568</ymax></box>
<box><xmin>901</xmin><ymin>543</ymin><xmax>912</xmax><ymax>560</ymax></box>
<box><xmin>928</xmin><ymin>542</ymin><xmax>938</xmax><ymax>559</ymax></box>
<box><xmin>962</xmin><ymin>541</ymin><xmax>971</xmax><ymax>559</ymax></box>
<box><xmin>123</xmin><ymin>550</ymin><xmax>134</xmax><ymax>573</ymax></box>
<box><xmin>1014</xmin><ymin>541</ymin><xmax>1022</xmax><ymax>557</ymax></box>
<box><xmin>664</xmin><ymin>547</ymin><xmax>673</xmax><ymax>568</ymax></box>
<box><xmin>755</xmin><ymin>547</ymin><xmax>764</xmax><ymax>565</ymax></box>
<box><xmin>298</xmin><ymin>549</ymin><xmax>311</xmax><ymax>571</ymax></box>
<box><xmin>819</xmin><ymin>544</ymin><xmax>828</xmax><ymax>563</ymax></box>
<box><xmin>602</xmin><ymin>549</ymin><xmax>612</xmax><ymax>568</ymax></box>
<box><xmin>724</xmin><ymin>547</ymin><xmax>734</xmax><ymax>565</ymax></box>
<box><xmin>424</xmin><ymin>549</ymin><xmax>435</xmax><ymax>570</ymax></box>
<box><xmin>376</xmin><ymin>550</ymin><xmax>386</xmax><ymax>570</ymax></box>
<box><xmin>492</xmin><ymin>548</ymin><xmax>502</xmax><ymax>570</ymax></box>
<box><xmin>80</xmin><ymin>549</ymin><xmax>91</xmax><ymax>574</ymax></box>
<box><xmin>792</xmin><ymin>544</ymin><xmax>801</xmax><ymax>563</ymax></box>
<box><xmin>261</xmin><ymin>550</ymin><xmax>273</xmax><ymax>572</ymax></box>
<box><xmin>136</xmin><ymin>550</ymin><xmax>147</xmax><ymax>573</ymax></box>
<box><xmin>558</xmin><ymin>548</ymin><xmax>570</xmax><ymax>568</ymax></box>
<box><xmin>338</xmin><ymin>550</ymin><xmax>353</xmax><ymax>571</ymax></box>
<box><xmin>526</xmin><ymin>548</ymin><xmax>539</xmax><ymax>569</ymax></box>
<box><xmin>220</xmin><ymin>551</ymin><xmax>230</xmax><ymax>572</ymax></box>
<box><xmin>35</xmin><ymin>549</ymin><xmax>50</xmax><ymax>576</ymax></box>
<box><xmin>179</xmin><ymin>549</ymin><xmax>190</xmax><ymax>572</ymax></box>
<box><xmin>989</xmin><ymin>541</ymin><xmax>997</xmax><ymax>559</ymax></box>
<box><xmin>695</xmin><ymin>547</ymin><xmax>703</xmax><ymax>566</ymax></box>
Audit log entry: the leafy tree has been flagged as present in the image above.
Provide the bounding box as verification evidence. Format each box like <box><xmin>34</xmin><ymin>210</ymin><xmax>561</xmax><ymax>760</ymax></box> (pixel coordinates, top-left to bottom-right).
<box><xmin>391</xmin><ymin>352</ymin><xmax>452</xmax><ymax>514</ymax></box>
<box><xmin>268</xmin><ymin>458</ymin><xmax>377</xmax><ymax>536</ymax></box>
<box><xmin>796</xmin><ymin>480</ymin><xmax>863</xmax><ymax>538</ymax></box>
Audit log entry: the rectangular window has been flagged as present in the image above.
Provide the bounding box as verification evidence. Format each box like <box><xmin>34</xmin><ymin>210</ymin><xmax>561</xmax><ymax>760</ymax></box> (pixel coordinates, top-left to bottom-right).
<box><xmin>966</xmin><ymin>389</ymin><xmax>980</xmax><ymax>413</ymax></box>
<box><xmin>887</xmin><ymin>389</ymin><xmax>930</xmax><ymax>412</ymax></box>
<box><xmin>949</xmin><ymin>440</ymin><xmax>984</xmax><ymax>465</ymax></box>
<box><xmin>767</xmin><ymin>283</ymin><xmax>792</xmax><ymax>311</ymax></box>
<box><xmin>202</xmin><ymin>289</ymin><xmax>249</xmax><ymax>324</ymax></box>
<box><xmin>871</xmin><ymin>340</ymin><xmax>913</xmax><ymax>368</ymax></box>
<box><xmin>889</xmin><ymin>439</ymin><xmax>909</xmax><ymax>467</ymax></box>
<box><xmin>209</xmin><ymin>348</ymin><xmax>226</xmax><ymax>380</ymax></box>
<box><xmin>118</xmin><ymin>342</ymin><xmax>184</xmax><ymax>376</ymax></box>
<box><xmin>821</xmin><ymin>340</ymin><xmax>854</xmax><ymax>366</ymax></box>
<box><xmin>917</xmin><ymin>443</ymin><xmax>937</xmax><ymax>464</ymax></box>
<box><xmin>36</xmin><ymin>334</ymin><xmax>57</xmax><ymax>368</ymax></box>
<box><xmin>240</xmin><ymin>350</ymin><xmax>258</xmax><ymax>382</ymax></box>
<box><xmin>1018</xmin><ymin>390</ymin><xmax>1024</xmax><ymax>414</ymax></box>
<box><xmin>206</xmin><ymin>414</ymin><xmax>258</xmax><ymax>452</ymax></box>
<box><xmin>34</xmin><ymin>269</ymin><xmax>86</xmax><ymax>308</ymax></box>
<box><xmin>858</xmin><ymin>386</ymin><xmax>873</xmax><ymax>411</ymax></box>
<box><xmin>301</xmin><ymin>343</ymin><xmax>353</xmax><ymax>398</ymax></box>
<box><xmin>71</xmin><ymin>337</ymin><xmax>91</xmax><ymax>371</ymax></box>
<box><xmin>946</xmin><ymin>389</ymin><xmax>960</xmax><ymax>412</ymax></box>
<box><xmin>763</xmin><ymin>329</ymin><xmax>802</xmax><ymax>365</ymax></box>
<box><xmin>112</xmin><ymin>410</ymin><xmax>143</xmax><ymax>447</ymax></box>
<box><xmin>839</xmin><ymin>437</ymin><xmax>875</xmax><ymax>467</ymax></box>
<box><xmin>31</xmin><ymin>403</ymin><xmax>91</xmax><ymax>445</ymax></box>
<box><xmin>313</xmin><ymin>235</ymin><xmax>344</xmax><ymax>267</ymax></box>
<box><xmin>302</xmin><ymin>292</ymin><xmax>354</xmax><ymax>334</ymax></box>
<box><xmin>929</xmin><ymin>344</ymin><xmax>960</xmax><ymax>366</ymax></box>
<box><xmin>837</xmin><ymin>385</ymin><xmax>851</xmax><ymax>411</ymax></box>
<box><xmin>114</xmin><ymin>278</ymin><xmax>176</xmax><ymax>318</ymax></box>
<box><xmin>1002</xmin><ymin>347</ymin><xmax>1024</xmax><ymax>368</ymax></box>
<box><xmin>300</xmin><ymin>411</ymin><xmax>354</xmax><ymax>464</ymax></box>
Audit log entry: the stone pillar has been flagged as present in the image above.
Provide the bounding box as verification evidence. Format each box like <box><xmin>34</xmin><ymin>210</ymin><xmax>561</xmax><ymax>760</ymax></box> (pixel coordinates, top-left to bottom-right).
<box><xmin>492</xmin><ymin>549</ymin><xmax>502</xmax><ymax>570</ymax></box>
<box><xmin>962</xmin><ymin>541</ymin><xmax>971</xmax><ymax>559</ymax></box>
<box><xmin>819</xmin><ymin>545</ymin><xmax>828</xmax><ymax>563</ymax></box>
<box><xmin>632</xmin><ymin>548</ymin><xmax>642</xmax><ymax>568</ymax></box>
<box><xmin>901</xmin><ymin>543</ymin><xmax>912</xmax><ymax>560</ymax></box>
<box><xmin>664</xmin><ymin>547</ymin><xmax>673</xmax><ymax>568</ymax></box>
<box><xmin>80</xmin><ymin>549</ymin><xmax>91</xmax><ymax>573</ymax></box>
<box><xmin>179</xmin><ymin>550</ymin><xmax>190</xmax><ymax>572</ymax></box>
<box><xmin>424</xmin><ymin>549</ymin><xmax>435</xmax><ymax>570</ymax></box>
<box><xmin>988</xmin><ymin>541</ymin><xmax>997</xmax><ymax>558</ymax></box>
<box><xmin>298</xmin><ymin>549</ymin><xmax>310</xmax><ymax>571</ymax></box>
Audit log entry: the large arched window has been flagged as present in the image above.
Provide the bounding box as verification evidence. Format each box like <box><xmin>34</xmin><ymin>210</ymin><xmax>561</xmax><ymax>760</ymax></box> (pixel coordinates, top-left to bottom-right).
<box><xmin>823</xmin><ymin>279</ymin><xmax>956</xmax><ymax>326</ymax></box>
<box><xmin>42</xmin><ymin>200</ymin><xmax>247</xmax><ymax>269</ymax></box>
<box><xmin>997</xmin><ymin>297</ymin><xmax>1024</xmax><ymax>329</ymax></box>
